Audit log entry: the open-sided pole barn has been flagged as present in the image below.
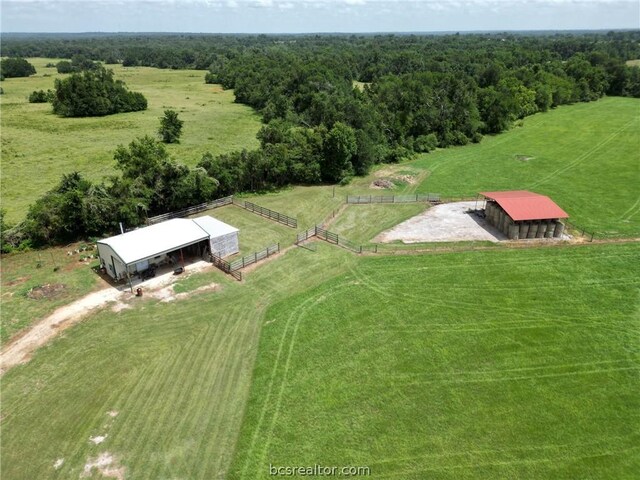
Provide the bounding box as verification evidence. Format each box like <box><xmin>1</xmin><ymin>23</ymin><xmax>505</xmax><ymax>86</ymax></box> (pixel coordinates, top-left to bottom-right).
<box><xmin>480</xmin><ymin>191</ymin><xmax>569</xmax><ymax>239</ymax></box>
<box><xmin>96</xmin><ymin>216</ymin><xmax>239</xmax><ymax>285</ymax></box>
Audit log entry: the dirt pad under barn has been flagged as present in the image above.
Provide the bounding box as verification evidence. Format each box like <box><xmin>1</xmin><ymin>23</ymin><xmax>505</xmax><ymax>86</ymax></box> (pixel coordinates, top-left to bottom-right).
<box><xmin>375</xmin><ymin>201</ymin><xmax>506</xmax><ymax>243</ymax></box>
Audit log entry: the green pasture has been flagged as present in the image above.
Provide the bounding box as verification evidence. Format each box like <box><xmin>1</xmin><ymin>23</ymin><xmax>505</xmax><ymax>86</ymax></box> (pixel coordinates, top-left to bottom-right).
<box><xmin>327</xmin><ymin>203</ymin><xmax>427</xmax><ymax>244</ymax></box>
<box><xmin>230</xmin><ymin>243</ymin><xmax>640</xmax><ymax>479</ymax></box>
<box><xmin>0</xmin><ymin>58</ymin><xmax>261</xmax><ymax>223</ymax></box>
<box><xmin>412</xmin><ymin>97</ymin><xmax>640</xmax><ymax>237</ymax></box>
<box><xmin>0</xmin><ymin>243</ymin><xmax>357</xmax><ymax>480</ymax></box>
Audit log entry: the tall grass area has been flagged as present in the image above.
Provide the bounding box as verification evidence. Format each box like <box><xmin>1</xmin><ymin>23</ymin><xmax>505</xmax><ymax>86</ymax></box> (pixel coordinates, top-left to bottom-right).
<box><xmin>0</xmin><ymin>244</ymin><xmax>358</xmax><ymax>480</ymax></box>
<box><xmin>0</xmin><ymin>58</ymin><xmax>261</xmax><ymax>222</ymax></box>
<box><xmin>229</xmin><ymin>243</ymin><xmax>640</xmax><ymax>479</ymax></box>
<box><xmin>413</xmin><ymin>97</ymin><xmax>640</xmax><ymax>237</ymax></box>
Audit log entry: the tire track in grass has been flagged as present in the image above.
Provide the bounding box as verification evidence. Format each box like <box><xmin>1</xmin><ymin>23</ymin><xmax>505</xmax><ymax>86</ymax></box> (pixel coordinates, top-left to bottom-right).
<box><xmin>255</xmin><ymin>283</ymin><xmax>352</xmax><ymax>479</ymax></box>
<box><xmin>528</xmin><ymin>117</ymin><xmax>637</xmax><ymax>189</ymax></box>
<box><xmin>238</xmin><ymin>292</ymin><xmax>325</xmax><ymax>479</ymax></box>
<box><xmin>239</xmin><ymin>282</ymin><xmax>351</xmax><ymax>479</ymax></box>
<box><xmin>619</xmin><ymin>195</ymin><xmax>640</xmax><ymax>222</ymax></box>
<box><xmin>370</xmin><ymin>437</ymin><xmax>640</xmax><ymax>478</ymax></box>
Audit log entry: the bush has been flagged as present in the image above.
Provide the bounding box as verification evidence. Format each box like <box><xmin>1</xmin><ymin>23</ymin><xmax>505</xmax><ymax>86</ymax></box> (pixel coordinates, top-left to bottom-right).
<box><xmin>56</xmin><ymin>61</ymin><xmax>73</xmax><ymax>74</ymax></box>
<box><xmin>28</xmin><ymin>89</ymin><xmax>54</xmax><ymax>103</ymax></box>
<box><xmin>0</xmin><ymin>57</ymin><xmax>36</xmax><ymax>78</ymax></box>
<box><xmin>414</xmin><ymin>133</ymin><xmax>439</xmax><ymax>153</ymax></box>
<box><xmin>52</xmin><ymin>67</ymin><xmax>147</xmax><ymax>117</ymax></box>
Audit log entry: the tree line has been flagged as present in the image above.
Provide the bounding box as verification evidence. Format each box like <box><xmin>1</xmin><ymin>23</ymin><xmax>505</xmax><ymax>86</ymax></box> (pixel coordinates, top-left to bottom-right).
<box><xmin>2</xmin><ymin>31</ymin><xmax>640</xmax><ymax>250</ymax></box>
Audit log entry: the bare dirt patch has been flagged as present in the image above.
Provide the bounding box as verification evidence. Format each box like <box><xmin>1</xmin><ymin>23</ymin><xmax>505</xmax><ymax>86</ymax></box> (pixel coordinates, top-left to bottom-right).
<box><xmin>89</xmin><ymin>435</ymin><xmax>108</xmax><ymax>445</ymax></box>
<box><xmin>53</xmin><ymin>458</ymin><xmax>64</xmax><ymax>469</ymax></box>
<box><xmin>370</xmin><ymin>179</ymin><xmax>395</xmax><ymax>189</ymax></box>
<box><xmin>4</xmin><ymin>276</ymin><xmax>29</xmax><ymax>287</ymax></box>
<box><xmin>375</xmin><ymin>201</ymin><xmax>506</xmax><ymax>243</ymax></box>
<box><xmin>82</xmin><ymin>452</ymin><xmax>125</xmax><ymax>480</ymax></box>
<box><xmin>26</xmin><ymin>283</ymin><xmax>66</xmax><ymax>299</ymax></box>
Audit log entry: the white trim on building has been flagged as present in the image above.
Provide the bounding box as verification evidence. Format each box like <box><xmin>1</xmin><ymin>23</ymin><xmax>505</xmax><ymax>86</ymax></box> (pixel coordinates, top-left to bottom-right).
<box><xmin>97</xmin><ymin>216</ymin><xmax>239</xmax><ymax>280</ymax></box>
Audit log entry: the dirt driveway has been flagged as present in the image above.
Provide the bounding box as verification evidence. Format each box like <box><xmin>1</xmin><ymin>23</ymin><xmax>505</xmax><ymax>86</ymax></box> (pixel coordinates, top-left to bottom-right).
<box><xmin>375</xmin><ymin>201</ymin><xmax>506</xmax><ymax>243</ymax></box>
<box><xmin>0</xmin><ymin>261</ymin><xmax>213</xmax><ymax>375</ymax></box>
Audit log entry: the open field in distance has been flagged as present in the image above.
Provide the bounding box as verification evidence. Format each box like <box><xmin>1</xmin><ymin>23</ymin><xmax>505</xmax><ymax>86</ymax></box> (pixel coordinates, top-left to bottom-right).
<box><xmin>0</xmin><ymin>58</ymin><xmax>261</xmax><ymax>222</ymax></box>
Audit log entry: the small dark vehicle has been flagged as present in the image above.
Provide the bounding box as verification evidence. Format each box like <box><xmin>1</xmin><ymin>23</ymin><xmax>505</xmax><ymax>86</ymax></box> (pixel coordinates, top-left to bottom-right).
<box><xmin>141</xmin><ymin>267</ymin><xmax>156</xmax><ymax>281</ymax></box>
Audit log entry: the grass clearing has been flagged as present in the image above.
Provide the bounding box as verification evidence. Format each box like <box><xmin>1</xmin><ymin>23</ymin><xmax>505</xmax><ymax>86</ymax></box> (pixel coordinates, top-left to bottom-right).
<box><xmin>194</xmin><ymin>204</ymin><xmax>295</xmax><ymax>255</ymax></box>
<box><xmin>327</xmin><ymin>203</ymin><xmax>427</xmax><ymax>243</ymax></box>
<box><xmin>0</xmin><ymin>244</ymin><xmax>101</xmax><ymax>343</ymax></box>
<box><xmin>411</xmin><ymin>97</ymin><xmax>640</xmax><ymax>237</ymax></box>
<box><xmin>229</xmin><ymin>243</ymin><xmax>640</xmax><ymax>479</ymax></box>
<box><xmin>0</xmin><ymin>58</ymin><xmax>261</xmax><ymax>223</ymax></box>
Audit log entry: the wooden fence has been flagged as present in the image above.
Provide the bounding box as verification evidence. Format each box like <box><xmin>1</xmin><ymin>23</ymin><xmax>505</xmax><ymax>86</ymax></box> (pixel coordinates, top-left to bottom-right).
<box><xmin>347</xmin><ymin>194</ymin><xmax>441</xmax><ymax>204</ymax></box>
<box><xmin>147</xmin><ymin>196</ymin><xmax>233</xmax><ymax>225</ymax></box>
<box><xmin>346</xmin><ymin>194</ymin><xmax>479</xmax><ymax>204</ymax></box>
<box><xmin>233</xmin><ymin>199</ymin><xmax>297</xmax><ymax>228</ymax></box>
<box><xmin>296</xmin><ymin>225</ymin><xmax>377</xmax><ymax>254</ymax></box>
<box><xmin>210</xmin><ymin>243</ymin><xmax>280</xmax><ymax>280</ymax></box>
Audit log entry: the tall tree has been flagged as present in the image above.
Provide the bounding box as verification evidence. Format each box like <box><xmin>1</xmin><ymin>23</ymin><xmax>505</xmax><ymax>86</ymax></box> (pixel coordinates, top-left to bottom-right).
<box><xmin>158</xmin><ymin>109</ymin><xmax>184</xmax><ymax>144</ymax></box>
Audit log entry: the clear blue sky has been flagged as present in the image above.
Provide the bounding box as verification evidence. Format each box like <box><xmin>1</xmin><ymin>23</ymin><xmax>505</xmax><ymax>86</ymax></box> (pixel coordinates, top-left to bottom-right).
<box><xmin>2</xmin><ymin>0</ymin><xmax>639</xmax><ymax>33</ymax></box>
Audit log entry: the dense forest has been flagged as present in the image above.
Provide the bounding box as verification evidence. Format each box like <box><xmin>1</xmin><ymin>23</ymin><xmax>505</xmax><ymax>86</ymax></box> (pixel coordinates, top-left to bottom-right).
<box><xmin>2</xmin><ymin>31</ymin><xmax>639</xmax><ymax>249</ymax></box>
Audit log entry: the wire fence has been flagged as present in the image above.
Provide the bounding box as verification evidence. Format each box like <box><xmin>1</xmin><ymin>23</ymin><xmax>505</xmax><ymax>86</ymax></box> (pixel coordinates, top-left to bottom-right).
<box><xmin>564</xmin><ymin>220</ymin><xmax>596</xmax><ymax>242</ymax></box>
<box><xmin>210</xmin><ymin>243</ymin><xmax>280</xmax><ymax>280</ymax></box>
<box><xmin>146</xmin><ymin>196</ymin><xmax>233</xmax><ymax>225</ymax></box>
<box><xmin>233</xmin><ymin>199</ymin><xmax>297</xmax><ymax>228</ymax></box>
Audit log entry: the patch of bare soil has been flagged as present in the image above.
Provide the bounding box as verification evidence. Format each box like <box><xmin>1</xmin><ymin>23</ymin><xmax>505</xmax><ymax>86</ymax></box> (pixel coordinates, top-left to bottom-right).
<box><xmin>26</xmin><ymin>283</ymin><xmax>66</xmax><ymax>299</ymax></box>
<box><xmin>53</xmin><ymin>458</ymin><xmax>64</xmax><ymax>469</ymax></box>
<box><xmin>146</xmin><ymin>282</ymin><xmax>219</xmax><ymax>302</ymax></box>
<box><xmin>370</xmin><ymin>178</ymin><xmax>395</xmax><ymax>189</ymax></box>
<box><xmin>395</xmin><ymin>174</ymin><xmax>418</xmax><ymax>184</ymax></box>
<box><xmin>4</xmin><ymin>276</ymin><xmax>29</xmax><ymax>287</ymax></box>
<box><xmin>82</xmin><ymin>452</ymin><xmax>125</xmax><ymax>480</ymax></box>
<box><xmin>89</xmin><ymin>435</ymin><xmax>108</xmax><ymax>445</ymax></box>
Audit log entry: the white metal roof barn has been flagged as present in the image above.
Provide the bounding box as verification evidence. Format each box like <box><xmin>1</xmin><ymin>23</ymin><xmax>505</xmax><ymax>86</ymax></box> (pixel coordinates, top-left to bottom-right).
<box><xmin>96</xmin><ymin>216</ymin><xmax>239</xmax><ymax>282</ymax></box>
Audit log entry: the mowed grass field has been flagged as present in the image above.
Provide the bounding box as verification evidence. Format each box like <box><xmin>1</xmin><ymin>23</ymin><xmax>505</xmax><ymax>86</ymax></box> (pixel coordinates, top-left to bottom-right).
<box><xmin>0</xmin><ymin>243</ymin><xmax>358</xmax><ymax>480</ymax></box>
<box><xmin>412</xmin><ymin>97</ymin><xmax>640</xmax><ymax>237</ymax></box>
<box><xmin>229</xmin><ymin>243</ymin><xmax>640</xmax><ymax>479</ymax></box>
<box><xmin>0</xmin><ymin>58</ymin><xmax>261</xmax><ymax>223</ymax></box>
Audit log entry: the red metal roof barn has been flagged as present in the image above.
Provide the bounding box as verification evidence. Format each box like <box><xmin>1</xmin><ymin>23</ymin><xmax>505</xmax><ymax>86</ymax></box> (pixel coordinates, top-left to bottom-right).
<box><xmin>479</xmin><ymin>191</ymin><xmax>569</xmax><ymax>239</ymax></box>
